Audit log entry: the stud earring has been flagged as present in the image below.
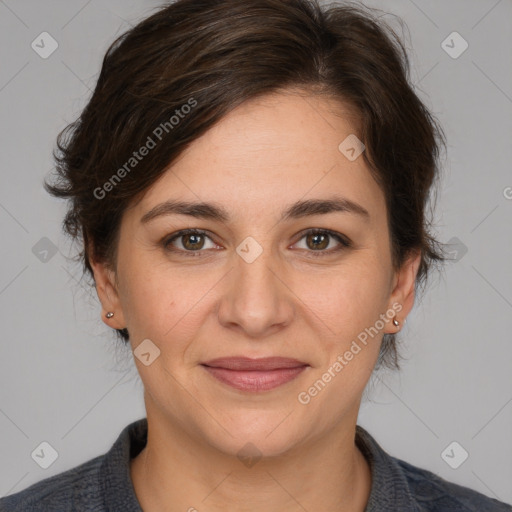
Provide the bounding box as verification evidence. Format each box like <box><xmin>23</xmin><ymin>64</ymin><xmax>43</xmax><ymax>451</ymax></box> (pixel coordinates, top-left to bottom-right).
<box><xmin>106</xmin><ymin>312</ymin><xmax>114</xmax><ymax>319</ymax></box>
<box><xmin>392</xmin><ymin>318</ymin><xmax>399</xmax><ymax>327</ymax></box>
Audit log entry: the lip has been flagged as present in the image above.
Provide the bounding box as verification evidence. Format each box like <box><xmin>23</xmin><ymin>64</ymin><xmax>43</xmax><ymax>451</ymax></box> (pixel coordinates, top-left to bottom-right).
<box><xmin>202</xmin><ymin>356</ymin><xmax>307</xmax><ymax>371</ymax></box>
<box><xmin>201</xmin><ymin>357</ymin><xmax>309</xmax><ymax>392</ymax></box>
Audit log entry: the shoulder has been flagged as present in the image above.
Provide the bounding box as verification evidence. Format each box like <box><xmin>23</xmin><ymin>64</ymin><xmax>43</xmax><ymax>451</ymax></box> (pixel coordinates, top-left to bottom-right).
<box><xmin>355</xmin><ymin>425</ymin><xmax>512</xmax><ymax>512</ymax></box>
<box><xmin>0</xmin><ymin>454</ymin><xmax>105</xmax><ymax>511</ymax></box>
<box><xmin>0</xmin><ymin>419</ymin><xmax>146</xmax><ymax>512</ymax></box>
<box><xmin>395</xmin><ymin>456</ymin><xmax>512</xmax><ymax>512</ymax></box>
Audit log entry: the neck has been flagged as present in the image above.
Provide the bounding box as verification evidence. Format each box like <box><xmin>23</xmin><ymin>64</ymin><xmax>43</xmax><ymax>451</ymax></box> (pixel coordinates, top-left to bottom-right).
<box><xmin>130</xmin><ymin>408</ymin><xmax>372</xmax><ymax>512</ymax></box>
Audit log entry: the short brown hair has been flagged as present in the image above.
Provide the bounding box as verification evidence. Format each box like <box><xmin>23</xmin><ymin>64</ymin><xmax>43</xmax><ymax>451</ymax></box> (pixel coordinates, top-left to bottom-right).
<box><xmin>45</xmin><ymin>0</ymin><xmax>446</xmax><ymax>370</ymax></box>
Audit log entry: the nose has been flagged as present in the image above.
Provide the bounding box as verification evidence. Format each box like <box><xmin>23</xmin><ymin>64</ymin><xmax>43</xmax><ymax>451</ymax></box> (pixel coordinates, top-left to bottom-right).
<box><xmin>216</xmin><ymin>241</ymin><xmax>294</xmax><ymax>338</ymax></box>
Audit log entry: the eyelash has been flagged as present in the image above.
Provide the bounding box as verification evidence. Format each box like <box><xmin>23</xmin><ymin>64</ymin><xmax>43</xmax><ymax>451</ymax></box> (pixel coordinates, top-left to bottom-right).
<box><xmin>162</xmin><ymin>228</ymin><xmax>352</xmax><ymax>258</ymax></box>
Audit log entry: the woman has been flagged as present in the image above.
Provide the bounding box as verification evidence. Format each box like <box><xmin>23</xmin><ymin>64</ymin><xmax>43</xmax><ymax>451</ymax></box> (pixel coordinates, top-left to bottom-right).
<box><xmin>1</xmin><ymin>0</ymin><xmax>510</xmax><ymax>510</ymax></box>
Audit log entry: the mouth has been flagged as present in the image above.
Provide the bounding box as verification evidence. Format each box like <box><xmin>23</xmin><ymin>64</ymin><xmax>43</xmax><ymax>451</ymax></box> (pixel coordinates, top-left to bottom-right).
<box><xmin>200</xmin><ymin>357</ymin><xmax>309</xmax><ymax>392</ymax></box>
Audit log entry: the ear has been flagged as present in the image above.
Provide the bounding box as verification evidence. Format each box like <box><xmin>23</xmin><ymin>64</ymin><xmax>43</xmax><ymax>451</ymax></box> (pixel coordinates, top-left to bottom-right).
<box><xmin>89</xmin><ymin>246</ymin><xmax>127</xmax><ymax>330</ymax></box>
<box><xmin>384</xmin><ymin>249</ymin><xmax>422</xmax><ymax>333</ymax></box>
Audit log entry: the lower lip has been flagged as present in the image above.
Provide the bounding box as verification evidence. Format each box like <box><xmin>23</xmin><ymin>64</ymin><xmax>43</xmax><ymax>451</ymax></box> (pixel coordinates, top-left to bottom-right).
<box><xmin>201</xmin><ymin>365</ymin><xmax>308</xmax><ymax>392</ymax></box>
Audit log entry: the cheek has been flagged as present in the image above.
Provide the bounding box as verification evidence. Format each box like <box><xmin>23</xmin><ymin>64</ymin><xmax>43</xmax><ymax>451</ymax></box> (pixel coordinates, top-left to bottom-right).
<box><xmin>116</xmin><ymin>249</ymin><xmax>176</xmax><ymax>339</ymax></box>
<box><xmin>118</xmin><ymin>255</ymin><xmax>217</xmax><ymax>352</ymax></box>
<box><xmin>122</xmin><ymin>278</ymin><xmax>179</xmax><ymax>345</ymax></box>
<box><xmin>293</xmin><ymin>267</ymin><xmax>389</xmax><ymax>416</ymax></box>
<box><xmin>292</xmin><ymin>259</ymin><xmax>391</xmax><ymax>338</ymax></box>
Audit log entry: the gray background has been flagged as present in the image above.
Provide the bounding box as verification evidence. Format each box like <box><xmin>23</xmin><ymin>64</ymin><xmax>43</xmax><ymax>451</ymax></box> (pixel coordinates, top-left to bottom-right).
<box><xmin>1</xmin><ymin>0</ymin><xmax>511</xmax><ymax>504</ymax></box>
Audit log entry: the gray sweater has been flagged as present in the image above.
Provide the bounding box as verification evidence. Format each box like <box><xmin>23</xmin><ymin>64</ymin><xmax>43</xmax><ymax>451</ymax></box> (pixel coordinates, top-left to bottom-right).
<box><xmin>1</xmin><ymin>418</ymin><xmax>510</xmax><ymax>511</ymax></box>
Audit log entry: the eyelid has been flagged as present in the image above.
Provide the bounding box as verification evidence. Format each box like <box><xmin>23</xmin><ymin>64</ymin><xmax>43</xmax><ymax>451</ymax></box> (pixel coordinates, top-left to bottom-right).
<box><xmin>162</xmin><ymin>228</ymin><xmax>218</xmax><ymax>254</ymax></box>
<box><xmin>291</xmin><ymin>228</ymin><xmax>351</xmax><ymax>257</ymax></box>
<box><xmin>293</xmin><ymin>228</ymin><xmax>351</xmax><ymax>247</ymax></box>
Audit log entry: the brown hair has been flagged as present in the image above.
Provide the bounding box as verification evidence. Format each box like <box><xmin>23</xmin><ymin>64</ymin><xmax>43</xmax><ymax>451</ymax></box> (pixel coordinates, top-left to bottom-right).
<box><xmin>45</xmin><ymin>0</ymin><xmax>446</xmax><ymax>370</ymax></box>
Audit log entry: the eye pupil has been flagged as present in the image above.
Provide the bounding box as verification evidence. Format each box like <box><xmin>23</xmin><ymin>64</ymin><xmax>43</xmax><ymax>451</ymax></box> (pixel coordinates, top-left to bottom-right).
<box><xmin>307</xmin><ymin>233</ymin><xmax>329</xmax><ymax>250</ymax></box>
<box><xmin>183</xmin><ymin>234</ymin><xmax>204</xmax><ymax>250</ymax></box>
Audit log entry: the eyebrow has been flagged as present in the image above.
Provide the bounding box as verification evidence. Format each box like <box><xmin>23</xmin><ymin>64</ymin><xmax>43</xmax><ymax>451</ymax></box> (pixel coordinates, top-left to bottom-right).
<box><xmin>140</xmin><ymin>196</ymin><xmax>370</xmax><ymax>225</ymax></box>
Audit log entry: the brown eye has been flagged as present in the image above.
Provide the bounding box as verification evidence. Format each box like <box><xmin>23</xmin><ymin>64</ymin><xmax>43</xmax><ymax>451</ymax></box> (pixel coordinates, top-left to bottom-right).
<box><xmin>163</xmin><ymin>229</ymin><xmax>217</xmax><ymax>256</ymax></box>
<box><xmin>294</xmin><ymin>229</ymin><xmax>351</xmax><ymax>256</ymax></box>
<box><xmin>181</xmin><ymin>233</ymin><xmax>205</xmax><ymax>250</ymax></box>
<box><xmin>306</xmin><ymin>232</ymin><xmax>329</xmax><ymax>250</ymax></box>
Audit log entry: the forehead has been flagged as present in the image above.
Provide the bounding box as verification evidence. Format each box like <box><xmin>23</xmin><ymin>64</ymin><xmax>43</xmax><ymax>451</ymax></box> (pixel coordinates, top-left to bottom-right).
<box><xmin>131</xmin><ymin>90</ymin><xmax>386</xmax><ymax>224</ymax></box>
<box><xmin>196</xmin><ymin>90</ymin><xmax>362</xmax><ymax>164</ymax></box>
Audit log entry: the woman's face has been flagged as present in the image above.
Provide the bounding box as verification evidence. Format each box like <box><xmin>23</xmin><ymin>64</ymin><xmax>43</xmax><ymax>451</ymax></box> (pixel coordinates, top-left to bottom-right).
<box><xmin>93</xmin><ymin>90</ymin><xmax>419</xmax><ymax>456</ymax></box>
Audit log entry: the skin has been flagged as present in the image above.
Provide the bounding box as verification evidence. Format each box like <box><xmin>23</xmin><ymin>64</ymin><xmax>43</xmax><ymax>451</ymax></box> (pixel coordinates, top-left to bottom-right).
<box><xmin>91</xmin><ymin>89</ymin><xmax>421</xmax><ymax>512</ymax></box>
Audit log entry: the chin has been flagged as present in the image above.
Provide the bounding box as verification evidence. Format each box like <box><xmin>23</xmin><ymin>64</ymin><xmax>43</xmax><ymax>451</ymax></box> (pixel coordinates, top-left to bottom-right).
<box><xmin>201</xmin><ymin>410</ymin><xmax>308</xmax><ymax>460</ymax></box>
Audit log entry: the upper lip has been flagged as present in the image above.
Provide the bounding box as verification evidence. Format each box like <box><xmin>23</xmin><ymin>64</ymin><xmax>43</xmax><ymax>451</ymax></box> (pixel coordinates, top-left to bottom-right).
<box><xmin>201</xmin><ymin>357</ymin><xmax>308</xmax><ymax>371</ymax></box>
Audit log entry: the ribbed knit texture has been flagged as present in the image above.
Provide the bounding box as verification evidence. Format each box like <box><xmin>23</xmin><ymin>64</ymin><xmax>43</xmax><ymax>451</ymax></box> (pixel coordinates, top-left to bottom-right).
<box><xmin>1</xmin><ymin>418</ymin><xmax>510</xmax><ymax>511</ymax></box>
